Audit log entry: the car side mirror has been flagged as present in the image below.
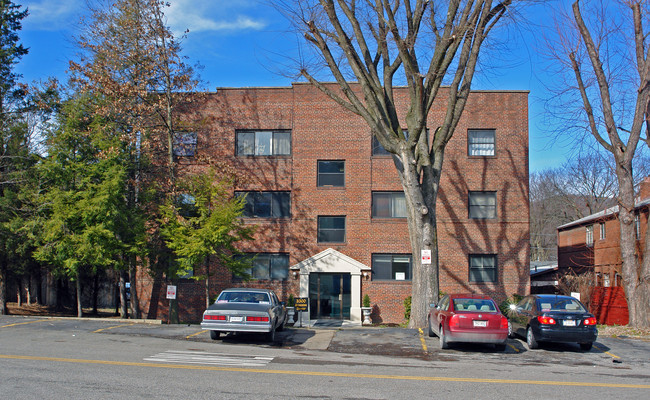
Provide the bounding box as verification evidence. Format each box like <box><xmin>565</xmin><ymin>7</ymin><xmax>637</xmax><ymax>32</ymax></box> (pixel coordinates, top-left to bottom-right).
<box><xmin>430</xmin><ymin>303</ymin><xmax>437</xmax><ymax>309</ymax></box>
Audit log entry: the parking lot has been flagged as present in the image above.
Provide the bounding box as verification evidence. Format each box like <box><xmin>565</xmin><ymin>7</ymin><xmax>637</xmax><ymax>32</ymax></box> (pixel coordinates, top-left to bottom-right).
<box><xmin>3</xmin><ymin>315</ymin><xmax>648</xmax><ymax>370</ymax></box>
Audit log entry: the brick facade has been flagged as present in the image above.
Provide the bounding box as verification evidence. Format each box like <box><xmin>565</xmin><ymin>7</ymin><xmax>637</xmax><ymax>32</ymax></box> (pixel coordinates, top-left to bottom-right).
<box><xmin>137</xmin><ymin>84</ymin><xmax>530</xmax><ymax>324</ymax></box>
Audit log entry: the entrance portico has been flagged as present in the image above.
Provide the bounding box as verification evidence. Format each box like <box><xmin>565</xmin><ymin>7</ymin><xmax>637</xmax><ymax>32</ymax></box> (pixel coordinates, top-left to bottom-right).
<box><xmin>291</xmin><ymin>248</ymin><xmax>370</xmax><ymax>322</ymax></box>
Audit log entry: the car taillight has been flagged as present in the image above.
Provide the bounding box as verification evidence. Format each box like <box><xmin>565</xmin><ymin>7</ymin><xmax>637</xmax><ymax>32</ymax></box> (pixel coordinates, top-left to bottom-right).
<box><xmin>500</xmin><ymin>316</ymin><xmax>508</xmax><ymax>329</ymax></box>
<box><xmin>246</xmin><ymin>316</ymin><xmax>270</xmax><ymax>322</ymax></box>
<box><xmin>204</xmin><ymin>315</ymin><xmax>226</xmax><ymax>321</ymax></box>
<box><xmin>583</xmin><ymin>317</ymin><xmax>597</xmax><ymax>326</ymax></box>
<box><xmin>449</xmin><ymin>314</ymin><xmax>460</xmax><ymax>328</ymax></box>
<box><xmin>537</xmin><ymin>316</ymin><xmax>556</xmax><ymax>325</ymax></box>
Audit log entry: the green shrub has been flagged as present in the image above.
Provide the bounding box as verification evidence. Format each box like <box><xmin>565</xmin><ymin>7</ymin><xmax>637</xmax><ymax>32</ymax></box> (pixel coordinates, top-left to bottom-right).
<box><xmin>499</xmin><ymin>294</ymin><xmax>523</xmax><ymax>315</ymax></box>
<box><xmin>404</xmin><ymin>296</ymin><xmax>412</xmax><ymax>322</ymax></box>
<box><xmin>287</xmin><ymin>294</ymin><xmax>295</xmax><ymax>307</ymax></box>
<box><xmin>363</xmin><ymin>294</ymin><xmax>371</xmax><ymax>308</ymax></box>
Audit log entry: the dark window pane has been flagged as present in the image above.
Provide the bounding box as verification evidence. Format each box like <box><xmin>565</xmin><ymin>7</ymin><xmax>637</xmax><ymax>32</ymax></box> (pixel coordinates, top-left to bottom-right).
<box><xmin>272</xmin><ymin>192</ymin><xmax>291</xmax><ymax>218</ymax></box>
<box><xmin>372</xmin><ymin>136</ymin><xmax>390</xmax><ymax>155</ymax></box>
<box><xmin>173</xmin><ymin>132</ymin><xmax>197</xmax><ymax>157</ymax></box>
<box><xmin>318</xmin><ymin>216</ymin><xmax>346</xmax><ymax>242</ymax></box>
<box><xmin>273</xmin><ymin>131</ymin><xmax>291</xmax><ymax>155</ymax></box>
<box><xmin>372</xmin><ymin>192</ymin><xmax>407</xmax><ymax>218</ymax></box>
<box><xmin>270</xmin><ymin>255</ymin><xmax>289</xmax><ymax>280</ymax></box>
<box><xmin>469</xmin><ymin>255</ymin><xmax>497</xmax><ymax>283</ymax></box>
<box><xmin>469</xmin><ymin>191</ymin><xmax>497</xmax><ymax>219</ymax></box>
<box><xmin>372</xmin><ymin>254</ymin><xmax>412</xmax><ymax>281</ymax></box>
<box><xmin>237</xmin><ymin>132</ymin><xmax>255</xmax><ymax>155</ymax></box>
<box><xmin>318</xmin><ymin>161</ymin><xmax>345</xmax><ymax>187</ymax></box>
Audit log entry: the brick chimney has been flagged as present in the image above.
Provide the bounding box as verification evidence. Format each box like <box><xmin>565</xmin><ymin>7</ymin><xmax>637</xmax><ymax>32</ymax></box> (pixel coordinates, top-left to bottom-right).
<box><xmin>639</xmin><ymin>176</ymin><xmax>650</xmax><ymax>200</ymax></box>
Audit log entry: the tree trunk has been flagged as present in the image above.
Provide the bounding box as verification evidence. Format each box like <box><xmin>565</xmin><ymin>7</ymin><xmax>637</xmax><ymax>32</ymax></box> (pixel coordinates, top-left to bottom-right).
<box><xmin>119</xmin><ymin>271</ymin><xmax>128</xmax><ymax>318</ymax></box>
<box><xmin>17</xmin><ymin>277</ymin><xmax>22</xmax><ymax>307</ymax></box>
<box><xmin>76</xmin><ymin>278</ymin><xmax>83</xmax><ymax>318</ymax></box>
<box><xmin>615</xmin><ymin>165</ymin><xmax>649</xmax><ymax>328</ymax></box>
<box><xmin>0</xmin><ymin>264</ymin><xmax>8</xmax><ymax>315</ymax></box>
<box><xmin>92</xmin><ymin>272</ymin><xmax>99</xmax><ymax>315</ymax></box>
<box><xmin>205</xmin><ymin>255</ymin><xmax>210</xmax><ymax>309</ymax></box>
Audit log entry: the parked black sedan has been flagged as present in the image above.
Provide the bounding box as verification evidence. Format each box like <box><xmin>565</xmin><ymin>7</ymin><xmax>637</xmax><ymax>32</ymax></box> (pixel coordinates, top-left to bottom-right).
<box><xmin>507</xmin><ymin>294</ymin><xmax>598</xmax><ymax>351</ymax></box>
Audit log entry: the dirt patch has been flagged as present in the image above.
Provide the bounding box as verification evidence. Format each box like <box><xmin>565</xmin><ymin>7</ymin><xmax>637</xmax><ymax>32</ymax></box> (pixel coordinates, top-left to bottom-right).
<box><xmin>6</xmin><ymin>302</ymin><xmax>120</xmax><ymax>318</ymax></box>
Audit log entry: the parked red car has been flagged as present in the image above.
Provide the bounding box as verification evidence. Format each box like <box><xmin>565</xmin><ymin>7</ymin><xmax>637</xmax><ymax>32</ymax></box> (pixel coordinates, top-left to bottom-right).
<box><xmin>428</xmin><ymin>293</ymin><xmax>508</xmax><ymax>350</ymax></box>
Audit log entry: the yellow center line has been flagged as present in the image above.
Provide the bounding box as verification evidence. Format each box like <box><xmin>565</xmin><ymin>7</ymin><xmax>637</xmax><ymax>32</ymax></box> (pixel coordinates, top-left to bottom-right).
<box><xmin>417</xmin><ymin>328</ymin><xmax>428</xmax><ymax>353</ymax></box>
<box><xmin>185</xmin><ymin>330</ymin><xmax>207</xmax><ymax>339</ymax></box>
<box><xmin>93</xmin><ymin>323</ymin><xmax>135</xmax><ymax>333</ymax></box>
<box><xmin>507</xmin><ymin>343</ymin><xmax>520</xmax><ymax>353</ymax></box>
<box><xmin>0</xmin><ymin>353</ymin><xmax>648</xmax><ymax>389</ymax></box>
<box><xmin>593</xmin><ymin>343</ymin><xmax>621</xmax><ymax>359</ymax></box>
<box><xmin>1</xmin><ymin>320</ymin><xmax>45</xmax><ymax>328</ymax></box>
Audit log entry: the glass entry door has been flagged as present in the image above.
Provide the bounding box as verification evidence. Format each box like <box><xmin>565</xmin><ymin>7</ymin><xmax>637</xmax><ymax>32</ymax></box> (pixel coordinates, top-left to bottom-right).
<box><xmin>309</xmin><ymin>273</ymin><xmax>351</xmax><ymax>319</ymax></box>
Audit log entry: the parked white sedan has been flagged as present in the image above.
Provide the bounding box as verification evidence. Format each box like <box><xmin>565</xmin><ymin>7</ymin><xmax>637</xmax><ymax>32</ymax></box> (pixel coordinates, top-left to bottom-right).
<box><xmin>201</xmin><ymin>288</ymin><xmax>287</xmax><ymax>342</ymax></box>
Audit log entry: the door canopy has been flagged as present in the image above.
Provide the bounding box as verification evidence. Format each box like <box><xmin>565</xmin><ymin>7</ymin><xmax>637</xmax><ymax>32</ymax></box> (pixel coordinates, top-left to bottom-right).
<box><xmin>291</xmin><ymin>248</ymin><xmax>370</xmax><ymax>275</ymax></box>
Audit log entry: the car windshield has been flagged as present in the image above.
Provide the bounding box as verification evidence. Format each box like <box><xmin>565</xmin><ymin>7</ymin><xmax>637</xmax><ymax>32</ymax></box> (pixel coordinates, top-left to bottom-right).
<box><xmin>537</xmin><ymin>298</ymin><xmax>586</xmax><ymax>312</ymax></box>
<box><xmin>452</xmin><ymin>298</ymin><xmax>496</xmax><ymax>312</ymax></box>
<box><xmin>217</xmin><ymin>291</ymin><xmax>270</xmax><ymax>304</ymax></box>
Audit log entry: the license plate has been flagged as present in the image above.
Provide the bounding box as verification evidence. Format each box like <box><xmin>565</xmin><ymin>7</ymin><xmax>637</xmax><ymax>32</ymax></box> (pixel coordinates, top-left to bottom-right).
<box><xmin>230</xmin><ymin>316</ymin><xmax>243</xmax><ymax>322</ymax></box>
<box><xmin>473</xmin><ymin>320</ymin><xmax>487</xmax><ymax>328</ymax></box>
<box><xmin>563</xmin><ymin>320</ymin><xmax>576</xmax><ymax>326</ymax></box>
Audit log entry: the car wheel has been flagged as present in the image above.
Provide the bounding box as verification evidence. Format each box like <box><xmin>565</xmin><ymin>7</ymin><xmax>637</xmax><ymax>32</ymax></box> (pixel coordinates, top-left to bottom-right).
<box><xmin>209</xmin><ymin>330</ymin><xmax>220</xmax><ymax>340</ymax></box>
<box><xmin>526</xmin><ymin>326</ymin><xmax>539</xmax><ymax>350</ymax></box>
<box><xmin>428</xmin><ymin>317</ymin><xmax>435</xmax><ymax>337</ymax></box>
<box><xmin>579</xmin><ymin>342</ymin><xmax>593</xmax><ymax>351</ymax></box>
<box><xmin>507</xmin><ymin>321</ymin><xmax>514</xmax><ymax>338</ymax></box>
<box><xmin>494</xmin><ymin>343</ymin><xmax>507</xmax><ymax>352</ymax></box>
<box><xmin>439</xmin><ymin>325</ymin><xmax>449</xmax><ymax>349</ymax></box>
<box><xmin>266</xmin><ymin>325</ymin><xmax>276</xmax><ymax>342</ymax></box>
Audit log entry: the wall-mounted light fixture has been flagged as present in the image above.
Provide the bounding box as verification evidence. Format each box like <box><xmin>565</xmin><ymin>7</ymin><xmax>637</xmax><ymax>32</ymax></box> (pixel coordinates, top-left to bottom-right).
<box><xmin>362</xmin><ymin>271</ymin><xmax>370</xmax><ymax>280</ymax></box>
<box><xmin>292</xmin><ymin>270</ymin><xmax>299</xmax><ymax>279</ymax></box>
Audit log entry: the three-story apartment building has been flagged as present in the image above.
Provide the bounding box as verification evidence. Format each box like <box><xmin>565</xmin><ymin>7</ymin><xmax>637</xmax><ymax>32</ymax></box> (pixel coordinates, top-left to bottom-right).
<box><xmin>137</xmin><ymin>83</ymin><xmax>530</xmax><ymax>324</ymax></box>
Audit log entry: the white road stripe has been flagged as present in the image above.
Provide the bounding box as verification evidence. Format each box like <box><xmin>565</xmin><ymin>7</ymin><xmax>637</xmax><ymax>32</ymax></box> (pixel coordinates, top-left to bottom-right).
<box><xmin>144</xmin><ymin>350</ymin><xmax>274</xmax><ymax>367</ymax></box>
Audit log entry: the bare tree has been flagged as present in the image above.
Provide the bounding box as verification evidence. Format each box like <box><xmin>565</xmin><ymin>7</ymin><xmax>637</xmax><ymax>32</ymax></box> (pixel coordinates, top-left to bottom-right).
<box><xmin>275</xmin><ymin>0</ymin><xmax>515</xmax><ymax>327</ymax></box>
<box><xmin>545</xmin><ymin>0</ymin><xmax>650</xmax><ymax>327</ymax></box>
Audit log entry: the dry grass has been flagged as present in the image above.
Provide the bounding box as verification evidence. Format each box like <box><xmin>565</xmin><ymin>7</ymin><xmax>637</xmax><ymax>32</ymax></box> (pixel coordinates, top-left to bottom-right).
<box><xmin>598</xmin><ymin>325</ymin><xmax>650</xmax><ymax>339</ymax></box>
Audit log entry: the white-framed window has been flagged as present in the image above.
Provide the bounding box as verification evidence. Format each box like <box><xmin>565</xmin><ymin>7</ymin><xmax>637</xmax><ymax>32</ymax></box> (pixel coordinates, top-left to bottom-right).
<box><xmin>599</xmin><ymin>222</ymin><xmax>606</xmax><ymax>240</ymax></box>
<box><xmin>372</xmin><ymin>254</ymin><xmax>412</xmax><ymax>281</ymax></box>
<box><xmin>635</xmin><ymin>214</ymin><xmax>641</xmax><ymax>240</ymax></box>
<box><xmin>235</xmin><ymin>191</ymin><xmax>291</xmax><ymax>218</ymax></box>
<box><xmin>236</xmin><ymin>130</ymin><xmax>291</xmax><ymax>156</ymax></box>
<box><xmin>586</xmin><ymin>225</ymin><xmax>594</xmax><ymax>247</ymax></box>
<box><xmin>317</xmin><ymin>216</ymin><xmax>346</xmax><ymax>243</ymax></box>
<box><xmin>372</xmin><ymin>192</ymin><xmax>407</xmax><ymax>218</ymax></box>
<box><xmin>469</xmin><ymin>191</ymin><xmax>497</xmax><ymax>219</ymax></box>
<box><xmin>469</xmin><ymin>254</ymin><xmax>497</xmax><ymax>283</ymax></box>
<box><xmin>468</xmin><ymin>129</ymin><xmax>496</xmax><ymax>156</ymax></box>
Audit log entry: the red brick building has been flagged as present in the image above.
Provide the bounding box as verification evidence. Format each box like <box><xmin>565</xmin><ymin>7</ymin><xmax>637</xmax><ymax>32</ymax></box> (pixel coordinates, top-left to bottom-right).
<box><xmin>557</xmin><ymin>177</ymin><xmax>650</xmax><ymax>324</ymax></box>
<box><xmin>137</xmin><ymin>84</ymin><xmax>530</xmax><ymax>324</ymax></box>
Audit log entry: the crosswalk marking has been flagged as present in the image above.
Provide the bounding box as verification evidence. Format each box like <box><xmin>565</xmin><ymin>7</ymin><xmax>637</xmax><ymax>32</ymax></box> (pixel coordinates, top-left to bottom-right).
<box><xmin>144</xmin><ymin>350</ymin><xmax>274</xmax><ymax>367</ymax></box>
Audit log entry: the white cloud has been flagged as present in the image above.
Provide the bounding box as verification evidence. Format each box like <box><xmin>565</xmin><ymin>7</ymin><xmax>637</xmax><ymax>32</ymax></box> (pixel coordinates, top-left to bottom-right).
<box><xmin>166</xmin><ymin>0</ymin><xmax>267</xmax><ymax>34</ymax></box>
<box><xmin>22</xmin><ymin>0</ymin><xmax>82</xmax><ymax>30</ymax></box>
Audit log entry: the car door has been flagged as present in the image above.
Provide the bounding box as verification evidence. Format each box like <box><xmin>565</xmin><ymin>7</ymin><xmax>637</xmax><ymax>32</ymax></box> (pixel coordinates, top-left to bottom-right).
<box><xmin>511</xmin><ymin>297</ymin><xmax>533</xmax><ymax>336</ymax></box>
<box><xmin>435</xmin><ymin>295</ymin><xmax>450</xmax><ymax>333</ymax></box>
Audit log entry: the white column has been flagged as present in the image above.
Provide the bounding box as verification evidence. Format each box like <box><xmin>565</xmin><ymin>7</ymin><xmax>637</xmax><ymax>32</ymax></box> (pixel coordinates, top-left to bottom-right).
<box><xmin>350</xmin><ymin>272</ymin><xmax>362</xmax><ymax>322</ymax></box>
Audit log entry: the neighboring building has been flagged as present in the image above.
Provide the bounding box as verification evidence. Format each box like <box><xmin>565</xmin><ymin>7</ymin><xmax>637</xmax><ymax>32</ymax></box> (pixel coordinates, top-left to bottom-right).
<box><xmin>557</xmin><ymin>177</ymin><xmax>650</xmax><ymax>324</ymax></box>
<box><xmin>137</xmin><ymin>84</ymin><xmax>530</xmax><ymax>324</ymax></box>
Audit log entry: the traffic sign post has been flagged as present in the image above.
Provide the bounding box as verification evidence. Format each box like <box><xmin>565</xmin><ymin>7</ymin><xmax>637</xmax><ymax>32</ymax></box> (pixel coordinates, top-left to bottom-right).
<box><xmin>166</xmin><ymin>285</ymin><xmax>177</xmax><ymax>325</ymax></box>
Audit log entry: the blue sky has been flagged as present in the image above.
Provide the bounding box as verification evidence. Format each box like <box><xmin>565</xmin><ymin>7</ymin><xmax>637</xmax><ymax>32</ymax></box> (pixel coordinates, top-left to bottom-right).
<box><xmin>15</xmin><ymin>0</ymin><xmax>570</xmax><ymax>172</ymax></box>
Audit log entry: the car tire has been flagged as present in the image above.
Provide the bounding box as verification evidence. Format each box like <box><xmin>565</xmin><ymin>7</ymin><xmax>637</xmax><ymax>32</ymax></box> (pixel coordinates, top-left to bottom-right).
<box><xmin>266</xmin><ymin>325</ymin><xmax>276</xmax><ymax>342</ymax></box>
<box><xmin>428</xmin><ymin>317</ymin><xmax>435</xmax><ymax>337</ymax></box>
<box><xmin>439</xmin><ymin>325</ymin><xmax>449</xmax><ymax>349</ymax></box>
<box><xmin>579</xmin><ymin>342</ymin><xmax>593</xmax><ymax>351</ymax></box>
<box><xmin>494</xmin><ymin>343</ymin><xmax>507</xmax><ymax>352</ymax></box>
<box><xmin>526</xmin><ymin>326</ymin><xmax>539</xmax><ymax>350</ymax></box>
<box><xmin>210</xmin><ymin>330</ymin><xmax>220</xmax><ymax>340</ymax></box>
<box><xmin>507</xmin><ymin>321</ymin><xmax>514</xmax><ymax>338</ymax></box>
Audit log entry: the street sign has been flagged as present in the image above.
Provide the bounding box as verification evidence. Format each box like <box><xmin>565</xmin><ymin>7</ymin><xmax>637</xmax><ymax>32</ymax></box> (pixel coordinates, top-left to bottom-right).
<box><xmin>421</xmin><ymin>249</ymin><xmax>431</xmax><ymax>264</ymax></box>
<box><xmin>166</xmin><ymin>285</ymin><xmax>177</xmax><ymax>300</ymax></box>
<box><xmin>294</xmin><ymin>297</ymin><xmax>309</xmax><ymax>312</ymax></box>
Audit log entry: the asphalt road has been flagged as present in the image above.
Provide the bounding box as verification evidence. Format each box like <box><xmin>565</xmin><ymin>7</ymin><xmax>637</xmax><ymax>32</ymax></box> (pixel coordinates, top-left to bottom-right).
<box><xmin>1</xmin><ymin>315</ymin><xmax>649</xmax><ymax>399</ymax></box>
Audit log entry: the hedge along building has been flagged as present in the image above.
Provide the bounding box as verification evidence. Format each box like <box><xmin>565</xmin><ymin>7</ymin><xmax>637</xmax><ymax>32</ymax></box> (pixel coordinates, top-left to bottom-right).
<box><xmin>136</xmin><ymin>83</ymin><xmax>531</xmax><ymax>324</ymax></box>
